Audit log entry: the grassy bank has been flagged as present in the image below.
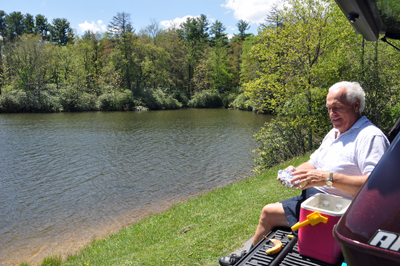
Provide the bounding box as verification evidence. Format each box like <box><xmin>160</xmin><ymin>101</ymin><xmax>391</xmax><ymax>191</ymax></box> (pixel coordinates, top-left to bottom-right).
<box><xmin>25</xmin><ymin>153</ymin><xmax>310</xmax><ymax>266</ymax></box>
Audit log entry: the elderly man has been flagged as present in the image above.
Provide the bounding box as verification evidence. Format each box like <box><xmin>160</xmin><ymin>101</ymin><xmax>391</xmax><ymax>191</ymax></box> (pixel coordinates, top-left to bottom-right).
<box><xmin>219</xmin><ymin>81</ymin><xmax>390</xmax><ymax>266</ymax></box>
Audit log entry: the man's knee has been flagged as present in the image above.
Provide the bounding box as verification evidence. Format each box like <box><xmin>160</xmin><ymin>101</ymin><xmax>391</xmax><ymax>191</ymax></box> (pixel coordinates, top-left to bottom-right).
<box><xmin>262</xmin><ymin>202</ymin><xmax>284</xmax><ymax>214</ymax></box>
<box><xmin>259</xmin><ymin>202</ymin><xmax>287</xmax><ymax>226</ymax></box>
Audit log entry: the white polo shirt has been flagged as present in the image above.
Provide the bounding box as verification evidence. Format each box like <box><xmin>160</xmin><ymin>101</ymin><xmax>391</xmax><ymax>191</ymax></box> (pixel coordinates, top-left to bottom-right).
<box><xmin>309</xmin><ymin>116</ymin><xmax>390</xmax><ymax>199</ymax></box>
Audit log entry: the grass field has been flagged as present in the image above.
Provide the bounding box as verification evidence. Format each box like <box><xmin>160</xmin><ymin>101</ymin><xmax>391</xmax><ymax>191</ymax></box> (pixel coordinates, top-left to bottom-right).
<box><xmin>24</xmin><ymin>153</ymin><xmax>310</xmax><ymax>266</ymax></box>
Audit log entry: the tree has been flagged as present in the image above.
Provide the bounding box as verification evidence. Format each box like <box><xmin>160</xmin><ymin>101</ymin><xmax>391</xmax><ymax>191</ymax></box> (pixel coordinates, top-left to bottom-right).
<box><xmin>3</xmin><ymin>34</ymin><xmax>50</xmax><ymax>96</ymax></box>
<box><xmin>0</xmin><ymin>11</ymin><xmax>6</xmax><ymax>94</ymax></box>
<box><xmin>50</xmin><ymin>18</ymin><xmax>74</xmax><ymax>45</ymax></box>
<box><xmin>235</xmin><ymin>19</ymin><xmax>251</xmax><ymax>40</ymax></box>
<box><xmin>140</xmin><ymin>18</ymin><xmax>161</xmax><ymax>44</ymax></box>
<box><xmin>77</xmin><ymin>30</ymin><xmax>104</xmax><ymax>94</ymax></box>
<box><xmin>35</xmin><ymin>14</ymin><xmax>49</xmax><ymax>41</ymax></box>
<box><xmin>107</xmin><ymin>12</ymin><xmax>135</xmax><ymax>38</ymax></box>
<box><xmin>5</xmin><ymin>12</ymin><xmax>24</xmax><ymax>41</ymax></box>
<box><xmin>107</xmin><ymin>12</ymin><xmax>136</xmax><ymax>94</ymax></box>
<box><xmin>210</xmin><ymin>20</ymin><xmax>228</xmax><ymax>46</ymax></box>
<box><xmin>178</xmin><ymin>14</ymin><xmax>210</xmax><ymax>95</ymax></box>
<box><xmin>0</xmin><ymin>11</ymin><xmax>6</xmax><ymax>38</ymax></box>
<box><xmin>265</xmin><ymin>4</ymin><xmax>284</xmax><ymax>27</ymax></box>
<box><xmin>23</xmin><ymin>13</ymin><xmax>35</xmax><ymax>34</ymax></box>
<box><xmin>157</xmin><ymin>28</ymin><xmax>188</xmax><ymax>92</ymax></box>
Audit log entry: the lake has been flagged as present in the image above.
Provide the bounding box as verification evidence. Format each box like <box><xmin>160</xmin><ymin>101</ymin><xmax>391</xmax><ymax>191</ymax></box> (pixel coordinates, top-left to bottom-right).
<box><xmin>0</xmin><ymin>109</ymin><xmax>270</xmax><ymax>265</ymax></box>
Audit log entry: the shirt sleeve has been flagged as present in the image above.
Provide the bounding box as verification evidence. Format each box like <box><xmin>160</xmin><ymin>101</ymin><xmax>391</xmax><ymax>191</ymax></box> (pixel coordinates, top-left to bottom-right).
<box><xmin>308</xmin><ymin>147</ymin><xmax>320</xmax><ymax>168</ymax></box>
<box><xmin>358</xmin><ymin>135</ymin><xmax>390</xmax><ymax>175</ymax></box>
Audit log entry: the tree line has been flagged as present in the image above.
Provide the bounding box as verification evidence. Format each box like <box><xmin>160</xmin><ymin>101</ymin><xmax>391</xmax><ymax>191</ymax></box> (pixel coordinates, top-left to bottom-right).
<box><xmin>0</xmin><ymin>10</ymin><xmax>255</xmax><ymax>112</ymax></box>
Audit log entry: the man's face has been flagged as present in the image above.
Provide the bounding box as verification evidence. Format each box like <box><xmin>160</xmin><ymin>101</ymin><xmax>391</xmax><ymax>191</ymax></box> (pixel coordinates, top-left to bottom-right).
<box><xmin>326</xmin><ymin>87</ymin><xmax>360</xmax><ymax>133</ymax></box>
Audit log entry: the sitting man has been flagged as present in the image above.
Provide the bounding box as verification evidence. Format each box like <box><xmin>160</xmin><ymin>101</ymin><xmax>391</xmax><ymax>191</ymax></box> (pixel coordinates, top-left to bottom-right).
<box><xmin>219</xmin><ymin>81</ymin><xmax>390</xmax><ymax>266</ymax></box>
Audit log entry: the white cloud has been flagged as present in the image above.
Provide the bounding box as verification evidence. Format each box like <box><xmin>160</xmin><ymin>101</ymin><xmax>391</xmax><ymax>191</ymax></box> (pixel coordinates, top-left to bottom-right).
<box><xmin>78</xmin><ymin>20</ymin><xmax>107</xmax><ymax>34</ymax></box>
<box><xmin>160</xmin><ymin>15</ymin><xmax>198</xmax><ymax>29</ymax></box>
<box><xmin>221</xmin><ymin>0</ymin><xmax>281</xmax><ymax>24</ymax></box>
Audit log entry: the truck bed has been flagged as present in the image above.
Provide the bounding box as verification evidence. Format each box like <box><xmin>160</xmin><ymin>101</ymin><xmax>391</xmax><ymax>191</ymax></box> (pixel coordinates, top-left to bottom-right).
<box><xmin>235</xmin><ymin>228</ymin><xmax>343</xmax><ymax>266</ymax></box>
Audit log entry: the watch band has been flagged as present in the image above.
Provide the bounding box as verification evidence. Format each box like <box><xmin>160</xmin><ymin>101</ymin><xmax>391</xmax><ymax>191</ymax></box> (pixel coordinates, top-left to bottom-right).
<box><xmin>326</xmin><ymin>172</ymin><xmax>333</xmax><ymax>187</ymax></box>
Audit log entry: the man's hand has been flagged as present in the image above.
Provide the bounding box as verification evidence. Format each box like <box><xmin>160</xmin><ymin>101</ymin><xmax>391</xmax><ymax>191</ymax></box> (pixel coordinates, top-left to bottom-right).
<box><xmin>277</xmin><ymin>165</ymin><xmax>296</xmax><ymax>182</ymax></box>
<box><xmin>290</xmin><ymin>169</ymin><xmax>329</xmax><ymax>189</ymax></box>
<box><xmin>277</xmin><ymin>166</ymin><xmax>298</xmax><ymax>188</ymax></box>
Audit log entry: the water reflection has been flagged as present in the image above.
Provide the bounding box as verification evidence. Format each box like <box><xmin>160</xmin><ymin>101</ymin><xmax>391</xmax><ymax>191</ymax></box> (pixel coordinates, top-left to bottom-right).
<box><xmin>0</xmin><ymin>109</ymin><xmax>270</xmax><ymax>265</ymax></box>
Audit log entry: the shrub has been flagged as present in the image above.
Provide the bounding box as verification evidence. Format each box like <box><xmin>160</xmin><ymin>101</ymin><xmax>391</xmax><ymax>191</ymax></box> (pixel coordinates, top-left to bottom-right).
<box><xmin>97</xmin><ymin>90</ymin><xmax>135</xmax><ymax>111</ymax></box>
<box><xmin>188</xmin><ymin>90</ymin><xmax>222</xmax><ymax>108</ymax></box>
<box><xmin>230</xmin><ymin>93</ymin><xmax>253</xmax><ymax>111</ymax></box>
<box><xmin>221</xmin><ymin>92</ymin><xmax>238</xmax><ymax>108</ymax></box>
<box><xmin>252</xmin><ymin>117</ymin><xmax>308</xmax><ymax>174</ymax></box>
<box><xmin>59</xmin><ymin>87</ymin><xmax>98</xmax><ymax>112</ymax></box>
<box><xmin>142</xmin><ymin>88</ymin><xmax>183</xmax><ymax>110</ymax></box>
<box><xmin>0</xmin><ymin>89</ymin><xmax>61</xmax><ymax>113</ymax></box>
<box><xmin>0</xmin><ymin>90</ymin><xmax>23</xmax><ymax>113</ymax></box>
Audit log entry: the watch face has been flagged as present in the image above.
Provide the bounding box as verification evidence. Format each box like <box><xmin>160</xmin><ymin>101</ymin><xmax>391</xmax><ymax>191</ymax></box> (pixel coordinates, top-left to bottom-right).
<box><xmin>326</xmin><ymin>181</ymin><xmax>333</xmax><ymax>187</ymax></box>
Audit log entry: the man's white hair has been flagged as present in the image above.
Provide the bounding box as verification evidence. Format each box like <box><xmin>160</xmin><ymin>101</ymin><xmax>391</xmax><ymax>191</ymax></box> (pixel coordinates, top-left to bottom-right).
<box><xmin>329</xmin><ymin>81</ymin><xmax>366</xmax><ymax>113</ymax></box>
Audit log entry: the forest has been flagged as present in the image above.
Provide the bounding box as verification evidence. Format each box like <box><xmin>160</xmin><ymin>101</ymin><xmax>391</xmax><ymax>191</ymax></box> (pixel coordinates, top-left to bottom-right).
<box><xmin>0</xmin><ymin>9</ymin><xmax>255</xmax><ymax>112</ymax></box>
<box><xmin>1</xmin><ymin>0</ymin><xmax>400</xmax><ymax>170</ymax></box>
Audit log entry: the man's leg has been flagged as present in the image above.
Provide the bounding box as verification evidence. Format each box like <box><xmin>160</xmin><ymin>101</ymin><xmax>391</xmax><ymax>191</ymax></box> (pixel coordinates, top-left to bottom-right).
<box><xmin>252</xmin><ymin>202</ymin><xmax>290</xmax><ymax>246</ymax></box>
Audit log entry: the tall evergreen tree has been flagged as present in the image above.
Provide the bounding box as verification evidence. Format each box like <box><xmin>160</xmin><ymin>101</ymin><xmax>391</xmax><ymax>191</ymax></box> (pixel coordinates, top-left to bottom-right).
<box><xmin>236</xmin><ymin>19</ymin><xmax>251</xmax><ymax>40</ymax></box>
<box><xmin>107</xmin><ymin>12</ymin><xmax>135</xmax><ymax>93</ymax></box>
<box><xmin>35</xmin><ymin>14</ymin><xmax>49</xmax><ymax>41</ymax></box>
<box><xmin>179</xmin><ymin>14</ymin><xmax>210</xmax><ymax>95</ymax></box>
<box><xmin>23</xmin><ymin>13</ymin><xmax>35</xmax><ymax>34</ymax></box>
<box><xmin>5</xmin><ymin>11</ymin><xmax>24</xmax><ymax>41</ymax></box>
<box><xmin>50</xmin><ymin>18</ymin><xmax>74</xmax><ymax>46</ymax></box>
<box><xmin>210</xmin><ymin>20</ymin><xmax>228</xmax><ymax>46</ymax></box>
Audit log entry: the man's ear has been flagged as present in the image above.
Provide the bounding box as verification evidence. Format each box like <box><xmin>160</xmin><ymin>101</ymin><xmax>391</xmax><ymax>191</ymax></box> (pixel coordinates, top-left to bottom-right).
<box><xmin>353</xmin><ymin>99</ymin><xmax>360</xmax><ymax>113</ymax></box>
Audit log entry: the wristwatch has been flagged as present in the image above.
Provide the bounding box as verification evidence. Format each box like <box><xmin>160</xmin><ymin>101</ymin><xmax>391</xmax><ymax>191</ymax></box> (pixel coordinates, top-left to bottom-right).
<box><xmin>326</xmin><ymin>172</ymin><xmax>333</xmax><ymax>187</ymax></box>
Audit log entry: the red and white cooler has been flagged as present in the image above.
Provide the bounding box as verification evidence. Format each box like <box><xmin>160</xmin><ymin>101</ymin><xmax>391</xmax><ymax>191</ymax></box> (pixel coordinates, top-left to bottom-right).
<box><xmin>296</xmin><ymin>193</ymin><xmax>352</xmax><ymax>264</ymax></box>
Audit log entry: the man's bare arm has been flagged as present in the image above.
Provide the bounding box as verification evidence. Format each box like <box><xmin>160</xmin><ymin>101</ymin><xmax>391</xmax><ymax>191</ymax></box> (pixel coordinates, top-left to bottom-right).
<box><xmin>291</xmin><ymin>169</ymin><xmax>368</xmax><ymax>196</ymax></box>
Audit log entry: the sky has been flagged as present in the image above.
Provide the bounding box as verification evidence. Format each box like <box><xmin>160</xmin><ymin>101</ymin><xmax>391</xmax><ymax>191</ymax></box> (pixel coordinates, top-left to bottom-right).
<box><xmin>1</xmin><ymin>0</ymin><xmax>282</xmax><ymax>38</ymax></box>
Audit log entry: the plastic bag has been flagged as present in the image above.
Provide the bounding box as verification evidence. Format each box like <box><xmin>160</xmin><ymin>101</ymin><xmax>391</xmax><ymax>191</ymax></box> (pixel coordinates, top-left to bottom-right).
<box><xmin>278</xmin><ymin>169</ymin><xmax>300</xmax><ymax>188</ymax></box>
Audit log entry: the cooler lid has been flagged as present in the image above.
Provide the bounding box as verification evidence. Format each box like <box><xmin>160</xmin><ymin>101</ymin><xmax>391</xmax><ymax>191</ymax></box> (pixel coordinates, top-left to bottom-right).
<box><xmin>301</xmin><ymin>193</ymin><xmax>352</xmax><ymax>216</ymax></box>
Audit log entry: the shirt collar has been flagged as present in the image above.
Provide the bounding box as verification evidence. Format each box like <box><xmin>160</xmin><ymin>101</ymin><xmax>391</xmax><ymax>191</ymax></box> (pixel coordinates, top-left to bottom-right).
<box><xmin>332</xmin><ymin>116</ymin><xmax>367</xmax><ymax>138</ymax></box>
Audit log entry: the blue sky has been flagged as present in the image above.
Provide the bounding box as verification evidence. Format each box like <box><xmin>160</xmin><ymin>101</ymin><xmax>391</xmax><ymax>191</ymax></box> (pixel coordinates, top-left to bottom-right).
<box><xmin>2</xmin><ymin>0</ymin><xmax>281</xmax><ymax>38</ymax></box>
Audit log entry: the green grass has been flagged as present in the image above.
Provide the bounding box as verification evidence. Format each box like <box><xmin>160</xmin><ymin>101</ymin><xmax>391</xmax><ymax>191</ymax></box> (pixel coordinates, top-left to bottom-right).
<box><xmin>27</xmin><ymin>154</ymin><xmax>310</xmax><ymax>266</ymax></box>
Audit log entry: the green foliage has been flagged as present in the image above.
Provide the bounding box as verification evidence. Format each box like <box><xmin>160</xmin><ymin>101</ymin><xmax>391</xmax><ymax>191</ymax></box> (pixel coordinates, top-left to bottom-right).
<box><xmin>221</xmin><ymin>91</ymin><xmax>238</xmax><ymax>108</ymax></box>
<box><xmin>253</xmin><ymin>116</ymin><xmax>309</xmax><ymax>174</ymax></box>
<box><xmin>188</xmin><ymin>89</ymin><xmax>222</xmax><ymax>108</ymax></box>
<box><xmin>0</xmin><ymin>89</ymin><xmax>61</xmax><ymax>113</ymax></box>
<box><xmin>98</xmin><ymin>89</ymin><xmax>136</xmax><ymax>111</ymax></box>
<box><xmin>49</xmin><ymin>18</ymin><xmax>74</xmax><ymax>46</ymax></box>
<box><xmin>0</xmin><ymin>90</ymin><xmax>23</xmax><ymax>112</ymax></box>
<box><xmin>230</xmin><ymin>92</ymin><xmax>253</xmax><ymax>111</ymax></box>
<box><xmin>141</xmin><ymin>88</ymin><xmax>183</xmax><ymax>110</ymax></box>
<box><xmin>59</xmin><ymin>87</ymin><xmax>97</xmax><ymax>112</ymax></box>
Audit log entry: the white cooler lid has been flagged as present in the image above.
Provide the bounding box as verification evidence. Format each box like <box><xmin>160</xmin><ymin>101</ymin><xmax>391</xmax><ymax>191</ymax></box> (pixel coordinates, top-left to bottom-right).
<box><xmin>301</xmin><ymin>193</ymin><xmax>352</xmax><ymax>216</ymax></box>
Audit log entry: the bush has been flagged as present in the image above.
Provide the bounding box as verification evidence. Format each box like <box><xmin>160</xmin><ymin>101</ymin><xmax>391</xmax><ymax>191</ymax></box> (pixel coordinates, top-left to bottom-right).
<box><xmin>0</xmin><ymin>90</ymin><xmax>23</xmax><ymax>113</ymax></box>
<box><xmin>0</xmin><ymin>89</ymin><xmax>61</xmax><ymax>113</ymax></box>
<box><xmin>59</xmin><ymin>87</ymin><xmax>98</xmax><ymax>112</ymax></box>
<box><xmin>221</xmin><ymin>92</ymin><xmax>238</xmax><ymax>108</ymax></box>
<box><xmin>188</xmin><ymin>90</ymin><xmax>222</xmax><ymax>108</ymax></box>
<box><xmin>230</xmin><ymin>93</ymin><xmax>253</xmax><ymax>111</ymax></box>
<box><xmin>252</xmin><ymin>117</ymin><xmax>309</xmax><ymax>174</ymax></box>
<box><xmin>98</xmin><ymin>90</ymin><xmax>136</xmax><ymax>111</ymax></box>
<box><xmin>142</xmin><ymin>88</ymin><xmax>183</xmax><ymax>110</ymax></box>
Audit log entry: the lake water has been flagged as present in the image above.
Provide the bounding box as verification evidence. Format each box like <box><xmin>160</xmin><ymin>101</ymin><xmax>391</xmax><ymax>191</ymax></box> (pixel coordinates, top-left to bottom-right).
<box><xmin>0</xmin><ymin>109</ymin><xmax>270</xmax><ymax>265</ymax></box>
